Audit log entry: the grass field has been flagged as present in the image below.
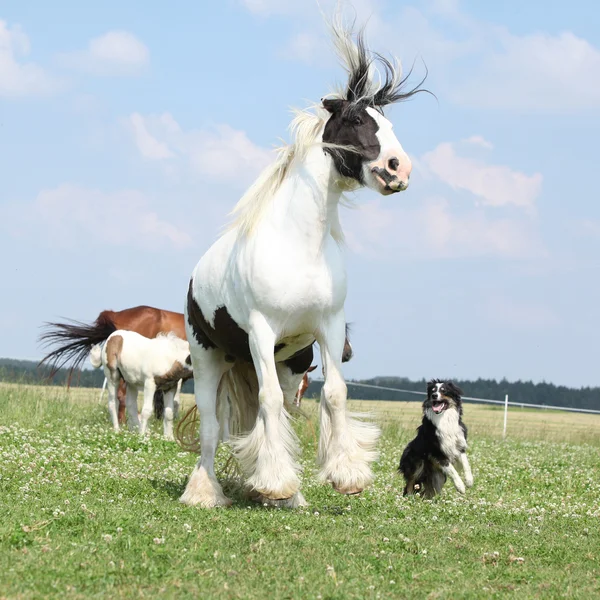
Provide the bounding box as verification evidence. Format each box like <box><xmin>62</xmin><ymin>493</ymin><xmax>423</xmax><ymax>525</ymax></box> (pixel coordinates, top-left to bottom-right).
<box><xmin>1</xmin><ymin>383</ymin><xmax>599</xmax><ymax>599</ymax></box>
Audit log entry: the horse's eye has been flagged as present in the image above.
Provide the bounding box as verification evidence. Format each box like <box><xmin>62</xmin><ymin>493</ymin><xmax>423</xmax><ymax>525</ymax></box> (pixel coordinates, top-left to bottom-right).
<box><xmin>352</xmin><ymin>116</ymin><xmax>363</xmax><ymax>126</ymax></box>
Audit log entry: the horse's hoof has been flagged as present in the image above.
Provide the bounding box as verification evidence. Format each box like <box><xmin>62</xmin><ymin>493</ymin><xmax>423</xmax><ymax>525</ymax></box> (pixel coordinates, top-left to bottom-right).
<box><xmin>332</xmin><ymin>483</ymin><xmax>363</xmax><ymax>496</ymax></box>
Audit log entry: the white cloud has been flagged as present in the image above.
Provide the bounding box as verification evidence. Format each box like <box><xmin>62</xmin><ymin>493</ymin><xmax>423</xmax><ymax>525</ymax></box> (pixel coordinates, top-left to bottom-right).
<box><xmin>0</xmin><ymin>20</ymin><xmax>61</xmax><ymax>97</ymax></box>
<box><xmin>422</xmin><ymin>137</ymin><xmax>542</xmax><ymax>212</ymax></box>
<box><xmin>129</xmin><ymin>113</ymin><xmax>174</xmax><ymax>160</ymax></box>
<box><xmin>125</xmin><ymin>112</ymin><xmax>273</xmax><ymax>186</ymax></box>
<box><xmin>58</xmin><ymin>31</ymin><xmax>149</xmax><ymax>76</ymax></box>
<box><xmin>343</xmin><ymin>196</ymin><xmax>546</xmax><ymax>260</ymax></box>
<box><xmin>4</xmin><ymin>184</ymin><xmax>192</xmax><ymax>250</ymax></box>
<box><xmin>452</xmin><ymin>30</ymin><xmax>600</xmax><ymax>111</ymax></box>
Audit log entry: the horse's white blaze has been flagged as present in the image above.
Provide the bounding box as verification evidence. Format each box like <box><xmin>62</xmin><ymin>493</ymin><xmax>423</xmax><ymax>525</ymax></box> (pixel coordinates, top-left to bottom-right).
<box><xmin>363</xmin><ymin>108</ymin><xmax>412</xmax><ymax>192</ymax></box>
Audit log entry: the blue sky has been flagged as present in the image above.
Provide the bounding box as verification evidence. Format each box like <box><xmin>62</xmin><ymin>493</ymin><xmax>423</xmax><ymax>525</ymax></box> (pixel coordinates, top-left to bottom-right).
<box><xmin>1</xmin><ymin>0</ymin><xmax>599</xmax><ymax>388</ymax></box>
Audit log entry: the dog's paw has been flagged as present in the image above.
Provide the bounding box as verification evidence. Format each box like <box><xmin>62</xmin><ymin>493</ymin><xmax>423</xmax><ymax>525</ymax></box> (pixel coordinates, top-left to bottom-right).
<box><xmin>454</xmin><ymin>480</ymin><xmax>466</xmax><ymax>494</ymax></box>
<box><xmin>465</xmin><ymin>475</ymin><xmax>474</xmax><ymax>488</ymax></box>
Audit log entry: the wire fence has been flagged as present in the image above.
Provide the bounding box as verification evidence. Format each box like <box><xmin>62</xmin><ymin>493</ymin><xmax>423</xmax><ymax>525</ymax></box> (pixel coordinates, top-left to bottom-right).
<box><xmin>313</xmin><ymin>380</ymin><xmax>600</xmax><ymax>415</ymax></box>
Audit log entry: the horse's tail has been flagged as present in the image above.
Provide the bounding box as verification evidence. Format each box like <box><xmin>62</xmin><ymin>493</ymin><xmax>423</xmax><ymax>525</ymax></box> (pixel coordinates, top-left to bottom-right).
<box><xmin>154</xmin><ymin>389</ymin><xmax>165</xmax><ymax>420</ymax></box>
<box><xmin>175</xmin><ymin>362</ymin><xmax>260</xmax><ymax>454</ymax></box>
<box><xmin>89</xmin><ymin>343</ymin><xmax>103</xmax><ymax>369</ymax></box>
<box><xmin>38</xmin><ymin>312</ymin><xmax>118</xmax><ymax>377</ymax></box>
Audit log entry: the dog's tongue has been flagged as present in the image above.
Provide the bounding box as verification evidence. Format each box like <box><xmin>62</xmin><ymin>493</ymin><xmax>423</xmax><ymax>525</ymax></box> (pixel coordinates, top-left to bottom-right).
<box><xmin>432</xmin><ymin>402</ymin><xmax>445</xmax><ymax>414</ymax></box>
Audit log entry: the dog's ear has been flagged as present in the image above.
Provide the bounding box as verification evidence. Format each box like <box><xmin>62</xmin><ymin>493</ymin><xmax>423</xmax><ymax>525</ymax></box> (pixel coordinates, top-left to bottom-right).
<box><xmin>446</xmin><ymin>381</ymin><xmax>463</xmax><ymax>397</ymax></box>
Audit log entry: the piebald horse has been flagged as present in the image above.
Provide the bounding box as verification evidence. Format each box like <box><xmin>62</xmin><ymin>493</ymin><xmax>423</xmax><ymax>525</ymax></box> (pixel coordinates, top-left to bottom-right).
<box><xmin>90</xmin><ymin>331</ymin><xmax>193</xmax><ymax>439</ymax></box>
<box><xmin>179</xmin><ymin>22</ymin><xmax>427</xmax><ymax>508</ymax></box>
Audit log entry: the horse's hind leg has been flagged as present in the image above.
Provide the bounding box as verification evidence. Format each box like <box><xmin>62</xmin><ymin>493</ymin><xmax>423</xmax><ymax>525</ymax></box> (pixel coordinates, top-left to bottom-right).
<box><xmin>173</xmin><ymin>379</ymin><xmax>183</xmax><ymax>420</ymax></box>
<box><xmin>125</xmin><ymin>385</ymin><xmax>140</xmax><ymax>431</ymax></box>
<box><xmin>117</xmin><ymin>379</ymin><xmax>127</xmax><ymax>425</ymax></box>
<box><xmin>180</xmin><ymin>347</ymin><xmax>232</xmax><ymax>508</ymax></box>
<box><xmin>316</xmin><ymin>312</ymin><xmax>380</xmax><ymax>495</ymax></box>
<box><xmin>106</xmin><ymin>373</ymin><xmax>120</xmax><ymax>432</ymax></box>
<box><xmin>232</xmin><ymin>314</ymin><xmax>300</xmax><ymax>501</ymax></box>
<box><xmin>139</xmin><ymin>379</ymin><xmax>156</xmax><ymax>436</ymax></box>
<box><xmin>162</xmin><ymin>389</ymin><xmax>176</xmax><ymax>441</ymax></box>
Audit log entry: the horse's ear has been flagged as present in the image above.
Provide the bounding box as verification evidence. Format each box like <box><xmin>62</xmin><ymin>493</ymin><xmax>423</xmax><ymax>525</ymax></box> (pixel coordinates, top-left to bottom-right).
<box><xmin>307</xmin><ymin>365</ymin><xmax>318</xmax><ymax>373</ymax></box>
<box><xmin>322</xmin><ymin>98</ymin><xmax>346</xmax><ymax>114</ymax></box>
<box><xmin>185</xmin><ymin>354</ymin><xmax>192</xmax><ymax>366</ymax></box>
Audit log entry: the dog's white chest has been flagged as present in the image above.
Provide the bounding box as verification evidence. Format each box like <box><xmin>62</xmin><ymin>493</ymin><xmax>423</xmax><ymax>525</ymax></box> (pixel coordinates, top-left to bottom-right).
<box><xmin>430</xmin><ymin>409</ymin><xmax>466</xmax><ymax>460</ymax></box>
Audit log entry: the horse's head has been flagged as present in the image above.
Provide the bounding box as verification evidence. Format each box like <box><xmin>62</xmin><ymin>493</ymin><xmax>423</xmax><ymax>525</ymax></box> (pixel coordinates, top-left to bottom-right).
<box><xmin>323</xmin><ymin>99</ymin><xmax>411</xmax><ymax>195</ymax></box>
<box><xmin>322</xmin><ymin>26</ymin><xmax>429</xmax><ymax>196</ymax></box>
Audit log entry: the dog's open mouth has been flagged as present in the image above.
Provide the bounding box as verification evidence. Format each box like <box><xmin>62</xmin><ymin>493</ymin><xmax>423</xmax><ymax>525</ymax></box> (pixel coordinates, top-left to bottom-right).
<box><xmin>431</xmin><ymin>400</ymin><xmax>447</xmax><ymax>414</ymax></box>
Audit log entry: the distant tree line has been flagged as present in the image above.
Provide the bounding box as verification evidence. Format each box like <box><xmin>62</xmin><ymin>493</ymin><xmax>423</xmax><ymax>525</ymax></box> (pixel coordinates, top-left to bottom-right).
<box><xmin>0</xmin><ymin>358</ymin><xmax>196</xmax><ymax>392</ymax></box>
<box><xmin>305</xmin><ymin>375</ymin><xmax>600</xmax><ymax>411</ymax></box>
<box><xmin>1</xmin><ymin>358</ymin><xmax>598</xmax><ymax>410</ymax></box>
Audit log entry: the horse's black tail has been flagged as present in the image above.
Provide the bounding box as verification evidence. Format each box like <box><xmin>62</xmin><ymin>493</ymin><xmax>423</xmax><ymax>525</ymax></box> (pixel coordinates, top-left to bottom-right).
<box><xmin>38</xmin><ymin>313</ymin><xmax>117</xmax><ymax>378</ymax></box>
<box><xmin>154</xmin><ymin>390</ymin><xmax>165</xmax><ymax>420</ymax></box>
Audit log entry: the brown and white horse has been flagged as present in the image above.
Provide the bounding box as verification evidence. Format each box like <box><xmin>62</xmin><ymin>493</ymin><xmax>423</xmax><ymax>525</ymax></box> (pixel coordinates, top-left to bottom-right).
<box><xmin>39</xmin><ymin>305</ymin><xmax>348</xmax><ymax>422</ymax></box>
<box><xmin>39</xmin><ymin>306</ymin><xmax>187</xmax><ymax>423</ymax></box>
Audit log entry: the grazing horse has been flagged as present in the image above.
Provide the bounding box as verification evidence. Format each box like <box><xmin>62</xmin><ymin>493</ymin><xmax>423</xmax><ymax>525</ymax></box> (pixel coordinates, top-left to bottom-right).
<box><xmin>39</xmin><ymin>306</ymin><xmax>187</xmax><ymax>422</ymax></box>
<box><xmin>179</xmin><ymin>21</ymin><xmax>427</xmax><ymax>508</ymax></box>
<box><xmin>89</xmin><ymin>331</ymin><xmax>193</xmax><ymax>439</ymax></box>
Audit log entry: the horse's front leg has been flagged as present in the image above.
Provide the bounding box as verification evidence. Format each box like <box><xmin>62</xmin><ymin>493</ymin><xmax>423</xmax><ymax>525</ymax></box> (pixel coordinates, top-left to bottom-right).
<box><xmin>173</xmin><ymin>379</ymin><xmax>183</xmax><ymax>420</ymax></box>
<box><xmin>180</xmin><ymin>346</ymin><xmax>232</xmax><ymax>508</ymax></box>
<box><xmin>317</xmin><ymin>312</ymin><xmax>380</xmax><ymax>495</ymax></box>
<box><xmin>162</xmin><ymin>389</ymin><xmax>176</xmax><ymax>441</ymax></box>
<box><xmin>232</xmin><ymin>314</ymin><xmax>301</xmax><ymax>501</ymax></box>
<box><xmin>125</xmin><ymin>385</ymin><xmax>140</xmax><ymax>431</ymax></box>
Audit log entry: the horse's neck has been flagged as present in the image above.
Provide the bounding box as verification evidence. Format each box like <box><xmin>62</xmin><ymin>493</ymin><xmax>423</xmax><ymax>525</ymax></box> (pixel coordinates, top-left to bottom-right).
<box><xmin>266</xmin><ymin>148</ymin><xmax>344</xmax><ymax>248</ymax></box>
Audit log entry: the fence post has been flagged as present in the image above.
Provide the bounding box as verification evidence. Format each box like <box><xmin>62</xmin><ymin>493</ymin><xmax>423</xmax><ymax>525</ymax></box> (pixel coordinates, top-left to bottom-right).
<box><xmin>503</xmin><ymin>393</ymin><xmax>509</xmax><ymax>439</ymax></box>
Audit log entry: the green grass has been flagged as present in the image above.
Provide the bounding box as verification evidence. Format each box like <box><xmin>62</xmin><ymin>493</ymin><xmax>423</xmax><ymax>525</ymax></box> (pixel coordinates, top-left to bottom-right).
<box><xmin>1</xmin><ymin>385</ymin><xmax>599</xmax><ymax>599</ymax></box>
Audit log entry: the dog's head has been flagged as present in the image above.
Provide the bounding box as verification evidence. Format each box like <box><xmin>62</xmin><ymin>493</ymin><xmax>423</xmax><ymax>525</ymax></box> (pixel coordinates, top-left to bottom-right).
<box><xmin>424</xmin><ymin>379</ymin><xmax>463</xmax><ymax>415</ymax></box>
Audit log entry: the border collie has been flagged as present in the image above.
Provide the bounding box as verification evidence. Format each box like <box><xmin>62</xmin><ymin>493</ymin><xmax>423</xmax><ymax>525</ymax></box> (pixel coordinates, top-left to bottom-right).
<box><xmin>398</xmin><ymin>380</ymin><xmax>473</xmax><ymax>498</ymax></box>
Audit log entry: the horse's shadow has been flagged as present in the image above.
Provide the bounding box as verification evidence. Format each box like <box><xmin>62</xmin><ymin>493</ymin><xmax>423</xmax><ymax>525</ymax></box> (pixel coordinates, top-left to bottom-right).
<box><xmin>148</xmin><ymin>478</ymin><xmax>186</xmax><ymax>500</ymax></box>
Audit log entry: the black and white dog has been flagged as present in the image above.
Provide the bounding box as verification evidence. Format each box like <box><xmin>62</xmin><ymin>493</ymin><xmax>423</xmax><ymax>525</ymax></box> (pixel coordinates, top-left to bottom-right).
<box><xmin>398</xmin><ymin>380</ymin><xmax>473</xmax><ymax>498</ymax></box>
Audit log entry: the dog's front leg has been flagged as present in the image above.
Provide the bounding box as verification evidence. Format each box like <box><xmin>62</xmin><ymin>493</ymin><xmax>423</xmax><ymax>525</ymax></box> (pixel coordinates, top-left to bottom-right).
<box><xmin>440</xmin><ymin>463</ymin><xmax>466</xmax><ymax>494</ymax></box>
<box><xmin>459</xmin><ymin>452</ymin><xmax>473</xmax><ymax>488</ymax></box>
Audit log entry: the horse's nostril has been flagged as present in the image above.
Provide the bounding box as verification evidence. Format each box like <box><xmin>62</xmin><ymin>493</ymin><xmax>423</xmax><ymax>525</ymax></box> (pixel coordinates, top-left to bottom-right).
<box><xmin>388</xmin><ymin>157</ymin><xmax>400</xmax><ymax>171</ymax></box>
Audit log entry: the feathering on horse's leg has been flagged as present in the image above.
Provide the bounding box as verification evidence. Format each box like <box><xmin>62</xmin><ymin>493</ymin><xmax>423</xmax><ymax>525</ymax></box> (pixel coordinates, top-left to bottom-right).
<box><xmin>125</xmin><ymin>385</ymin><xmax>140</xmax><ymax>431</ymax></box>
<box><xmin>162</xmin><ymin>389</ymin><xmax>176</xmax><ymax>441</ymax></box>
<box><xmin>317</xmin><ymin>313</ymin><xmax>380</xmax><ymax>495</ymax></box>
<box><xmin>245</xmin><ymin>364</ymin><xmax>308</xmax><ymax>508</ymax></box>
<box><xmin>180</xmin><ymin>347</ymin><xmax>232</xmax><ymax>508</ymax></box>
<box><xmin>232</xmin><ymin>315</ymin><xmax>300</xmax><ymax>501</ymax></box>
